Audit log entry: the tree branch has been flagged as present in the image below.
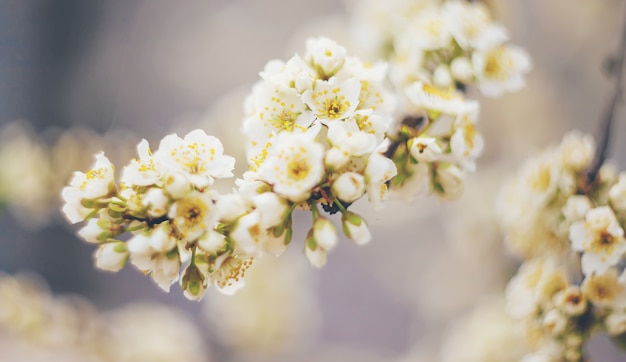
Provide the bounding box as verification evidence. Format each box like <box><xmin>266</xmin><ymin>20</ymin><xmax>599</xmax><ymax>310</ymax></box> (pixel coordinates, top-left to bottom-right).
<box><xmin>584</xmin><ymin>2</ymin><xmax>626</xmax><ymax>187</ymax></box>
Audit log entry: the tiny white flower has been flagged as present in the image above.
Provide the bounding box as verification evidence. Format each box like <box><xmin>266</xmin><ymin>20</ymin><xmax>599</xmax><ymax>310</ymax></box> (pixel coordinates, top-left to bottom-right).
<box><xmin>257</xmin><ymin>133</ymin><xmax>325</xmax><ymax>202</ymax></box>
<box><xmin>243</xmin><ymin>83</ymin><xmax>316</xmax><ymax>142</ymax></box>
<box><xmin>442</xmin><ymin>1</ymin><xmax>508</xmax><ymax>50</ymax></box>
<box><xmin>304</xmin><ymin>37</ymin><xmax>347</xmax><ymax>79</ymax></box>
<box><xmin>61</xmin><ymin>152</ymin><xmax>115</xmax><ymax>223</ymax></box>
<box><xmin>168</xmin><ymin>191</ymin><xmax>217</xmax><ymax>242</ymax></box>
<box><xmin>569</xmin><ymin>206</ymin><xmax>626</xmax><ymax>276</ymax></box>
<box><xmin>154</xmin><ymin>129</ymin><xmax>235</xmax><ymax>188</ymax></box>
<box><xmin>405</xmin><ymin>6</ymin><xmax>451</xmax><ymax>50</ymax></box>
<box><xmin>121</xmin><ymin>139</ymin><xmax>162</xmax><ymax>187</ymax></box>
<box><xmin>95</xmin><ymin>242</ymin><xmax>129</xmax><ymax>272</ymax></box>
<box><xmin>472</xmin><ymin>45</ymin><xmax>532</xmax><ymax>97</ymax></box>
<box><xmin>405</xmin><ymin>82</ymin><xmax>478</xmax><ymax>116</ymax></box>
<box><xmin>302</xmin><ymin>77</ymin><xmax>361</xmax><ymax>122</ymax></box>
<box><xmin>327</xmin><ymin>118</ymin><xmax>378</xmax><ymax>157</ymax></box>
<box><xmin>558</xmin><ymin>131</ymin><xmax>595</xmax><ymax>171</ymax></box>
<box><xmin>581</xmin><ymin>268</ymin><xmax>626</xmax><ymax>307</ymax></box>
<box><xmin>554</xmin><ymin>286</ymin><xmax>587</xmax><ymax>316</ymax></box>
<box><xmin>332</xmin><ymin>172</ymin><xmax>366</xmax><ymax>203</ymax></box>
<box><xmin>211</xmin><ymin>254</ymin><xmax>253</xmax><ymax>296</ymax></box>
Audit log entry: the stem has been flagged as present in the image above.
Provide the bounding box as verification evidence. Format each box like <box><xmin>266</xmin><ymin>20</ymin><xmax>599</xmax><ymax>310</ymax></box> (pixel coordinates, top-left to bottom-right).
<box><xmin>330</xmin><ymin>193</ymin><xmax>349</xmax><ymax>214</ymax></box>
<box><xmin>585</xmin><ymin>2</ymin><xmax>626</xmax><ymax>188</ymax></box>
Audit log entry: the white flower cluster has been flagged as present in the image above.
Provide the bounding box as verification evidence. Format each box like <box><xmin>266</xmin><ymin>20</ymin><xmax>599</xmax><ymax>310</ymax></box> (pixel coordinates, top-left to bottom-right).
<box><xmin>499</xmin><ymin>131</ymin><xmax>626</xmax><ymax>360</ymax></box>
<box><xmin>390</xmin><ymin>0</ymin><xmax>531</xmax><ymax>97</ymax></box>
<box><xmin>241</xmin><ymin>36</ymin><xmax>397</xmax><ymax>266</ymax></box>
<box><xmin>61</xmin><ymin>129</ymin><xmax>248</xmax><ymax>300</ymax></box>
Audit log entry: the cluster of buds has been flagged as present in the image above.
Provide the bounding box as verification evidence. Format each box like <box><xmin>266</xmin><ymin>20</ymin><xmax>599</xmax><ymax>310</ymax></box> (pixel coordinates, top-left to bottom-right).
<box><xmin>499</xmin><ymin>132</ymin><xmax>626</xmax><ymax>360</ymax></box>
<box><xmin>390</xmin><ymin>0</ymin><xmax>531</xmax><ymax>97</ymax></box>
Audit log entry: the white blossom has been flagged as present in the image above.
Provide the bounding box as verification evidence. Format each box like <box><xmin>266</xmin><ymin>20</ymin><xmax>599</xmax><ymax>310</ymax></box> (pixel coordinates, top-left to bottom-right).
<box><xmin>472</xmin><ymin>45</ymin><xmax>532</xmax><ymax>97</ymax></box>
<box><xmin>569</xmin><ymin>206</ymin><xmax>626</xmax><ymax>276</ymax></box>
<box><xmin>154</xmin><ymin>129</ymin><xmax>235</xmax><ymax>188</ymax></box>
<box><xmin>257</xmin><ymin>133</ymin><xmax>325</xmax><ymax>202</ymax></box>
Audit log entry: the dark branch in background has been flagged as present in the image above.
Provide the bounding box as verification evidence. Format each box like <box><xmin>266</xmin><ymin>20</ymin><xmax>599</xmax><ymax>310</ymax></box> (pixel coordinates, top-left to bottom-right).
<box><xmin>584</xmin><ymin>2</ymin><xmax>626</xmax><ymax>188</ymax></box>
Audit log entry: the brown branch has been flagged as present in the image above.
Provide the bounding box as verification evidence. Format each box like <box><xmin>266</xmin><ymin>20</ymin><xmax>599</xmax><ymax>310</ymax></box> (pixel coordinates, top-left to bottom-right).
<box><xmin>584</xmin><ymin>2</ymin><xmax>626</xmax><ymax>188</ymax></box>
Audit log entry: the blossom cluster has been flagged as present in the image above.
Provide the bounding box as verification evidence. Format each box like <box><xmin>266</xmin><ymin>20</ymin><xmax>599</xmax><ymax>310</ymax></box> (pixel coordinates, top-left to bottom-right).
<box><xmin>61</xmin><ymin>129</ymin><xmax>247</xmax><ymax>300</ymax></box>
<box><xmin>389</xmin><ymin>0</ymin><xmax>531</xmax><ymax>97</ymax></box>
<box><xmin>499</xmin><ymin>132</ymin><xmax>626</xmax><ymax>360</ymax></box>
<box><xmin>240</xmin><ymin>36</ymin><xmax>397</xmax><ymax>267</ymax></box>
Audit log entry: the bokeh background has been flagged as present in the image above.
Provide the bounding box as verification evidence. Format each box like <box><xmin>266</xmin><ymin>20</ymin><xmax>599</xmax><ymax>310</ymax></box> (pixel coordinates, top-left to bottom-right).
<box><xmin>0</xmin><ymin>0</ymin><xmax>625</xmax><ymax>361</ymax></box>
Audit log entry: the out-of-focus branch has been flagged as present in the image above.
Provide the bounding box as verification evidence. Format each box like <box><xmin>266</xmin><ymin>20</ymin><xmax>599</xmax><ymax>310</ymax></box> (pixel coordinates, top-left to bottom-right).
<box><xmin>584</xmin><ymin>2</ymin><xmax>626</xmax><ymax>188</ymax></box>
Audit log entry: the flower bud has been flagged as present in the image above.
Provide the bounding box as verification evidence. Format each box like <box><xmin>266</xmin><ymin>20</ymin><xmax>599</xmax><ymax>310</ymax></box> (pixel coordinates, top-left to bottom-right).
<box><xmin>436</xmin><ymin>165</ymin><xmax>464</xmax><ymax>200</ymax></box>
<box><xmin>95</xmin><ymin>242</ymin><xmax>129</xmax><ymax>272</ymax></box>
<box><xmin>408</xmin><ymin>137</ymin><xmax>442</xmax><ymax>163</ymax></box>
<box><xmin>215</xmin><ymin>192</ymin><xmax>248</xmax><ymax>222</ymax></box>
<box><xmin>198</xmin><ymin>229</ymin><xmax>227</xmax><ymax>254</ymax></box>
<box><xmin>332</xmin><ymin>172</ymin><xmax>365</xmax><ymax>203</ymax></box>
<box><xmin>253</xmin><ymin>192</ymin><xmax>289</xmax><ymax>228</ymax></box>
<box><xmin>180</xmin><ymin>263</ymin><xmax>207</xmax><ymax>301</ymax></box>
<box><xmin>450</xmin><ymin>57</ymin><xmax>473</xmax><ymax>82</ymax></box>
<box><xmin>554</xmin><ymin>286</ymin><xmax>587</xmax><ymax>316</ymax></box>
<box><xmin>542</xmin><ymin>309</ymin><xmax>567</xmax><ymax>336</ymax></box>
<box><xmin>606</xmin><ymin>311</ymin><xmax>626</xmax><ymax>336</ymax></box>
<box><xmin>342</xmin><ymin>211</ymin><xmax>371</xmax><ymax>245</ymax></box>
<box><xmin>143</xmin><ymin>188</ymin><xmax>169</xmax><ymax>217</ymax></box>
<box><xmin>305</xmin><ymin>230</ymin><xmax>327</xmax><ymax>268</ymax></box>
<box><xmin>433</xmin><ymin>65</ymin><xmax>453</xmax><ymax>88</ymax></box>
<box><xmin>313</xmin><ymin>217</ymin><xmax>338</xmax><ymax>251</ymax></box>
<box><xmin>325</xmin><ymin>147</ymin><xmax>350</xmax><ymax>171</ymax></box>
<box><xmin>164</xmin><ymin>172</ymin><xmax>190</xmax><ymax>199</ymax></box>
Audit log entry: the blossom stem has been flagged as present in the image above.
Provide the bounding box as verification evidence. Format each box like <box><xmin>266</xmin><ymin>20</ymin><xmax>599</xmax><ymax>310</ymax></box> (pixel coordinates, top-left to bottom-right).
<box><xmin>330</xmin><ymin>193</ymin><xmax>349</xmax><ymax>215</ymax></box>
<box><xmin>585</xmin><ymin>2</ymin><xmax>626</xmax><ymax>188</ymax></box>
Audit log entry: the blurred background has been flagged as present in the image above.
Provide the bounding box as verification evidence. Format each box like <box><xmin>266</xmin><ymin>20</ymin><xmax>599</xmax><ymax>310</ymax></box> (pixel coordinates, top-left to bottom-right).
<box><xmin>0</xmin><ymin>0</ymin><xmax>625</xmax><ymax>361</ymax></box>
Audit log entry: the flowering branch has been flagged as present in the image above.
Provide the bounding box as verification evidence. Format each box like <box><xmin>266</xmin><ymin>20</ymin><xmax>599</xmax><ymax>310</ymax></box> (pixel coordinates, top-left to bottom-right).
<box><xmin>59</xmin><ymin>2</ymin><xmax>532</xmax><ymax>301</ymax></box>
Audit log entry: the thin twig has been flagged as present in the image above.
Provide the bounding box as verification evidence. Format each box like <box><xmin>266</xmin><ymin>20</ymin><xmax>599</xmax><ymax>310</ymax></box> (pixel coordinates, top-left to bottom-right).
<box><xmin>584</xmin><ymin>2</ymin><xmax>626</xmax><ymax>188</ymax></box>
